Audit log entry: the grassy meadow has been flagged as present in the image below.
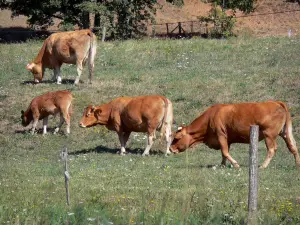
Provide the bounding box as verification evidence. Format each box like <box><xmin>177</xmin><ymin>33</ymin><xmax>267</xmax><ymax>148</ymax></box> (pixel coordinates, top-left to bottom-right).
<box><xmin>0</xmin><ymin>36</ymin><xmax>300</xmax><ymax>224</ymax></box>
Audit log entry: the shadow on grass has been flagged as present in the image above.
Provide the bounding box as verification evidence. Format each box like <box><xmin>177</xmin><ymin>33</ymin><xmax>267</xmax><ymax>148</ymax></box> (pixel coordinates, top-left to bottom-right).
<box><xmin>21</xmin><ymin>78</ymin><xmax>80</xmax><ymax>85</ymax></box>
<box><xmin>173</xmin><ymin>163</ymin><xmax>247</xmax><ymax>169</ymax></box>
<box><xmin>69</xmin><ymin>145</ymin><xmax>163</xmax><ymax>156</ymax></box>
<box><xmin>14</xmin><ymin>127</ymin><xmax>67</xmax><ymax>135</ymax></box>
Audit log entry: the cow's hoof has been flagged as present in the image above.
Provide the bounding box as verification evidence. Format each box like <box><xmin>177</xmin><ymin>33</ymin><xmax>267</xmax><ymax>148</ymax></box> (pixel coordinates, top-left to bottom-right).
<box><xmin>119</xmin><ymin>152</ymin><xmax>126</xmax><ymax>156</ymax></box>
<box><xmin>233</xmin><ymin>163</ymin><xmax>240</xmax><ymax>169</ymax></box>
<box><xmin>142</xmin><ymin>153</ymin><xmax>149</xmax><ymax>157</ymax></box>
<box><xmin>53</xmin><ymin>128</ymin><xmax>59</xmax><ymax>134</ymax></box>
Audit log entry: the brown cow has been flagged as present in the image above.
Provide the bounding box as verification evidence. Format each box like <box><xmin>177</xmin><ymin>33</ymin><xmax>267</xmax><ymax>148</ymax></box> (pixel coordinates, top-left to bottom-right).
<box><xmin>21</xmin><ymin>90</ymin><xmax>73</xmax><ymax>135</ymax></box>
<box><xmin>79</xmin><ymin>95</ymin><xmax>173</xmax><ymax>156</ymax></box>
<box><xmin>26</xmin><ymin>29</ymin><xmax>97</xmax><ymax>85</ymax></box>
<box><xmin>170</xmin><ymin>101</ymin><xmax>300</xmax><ymax>169</ymax></box>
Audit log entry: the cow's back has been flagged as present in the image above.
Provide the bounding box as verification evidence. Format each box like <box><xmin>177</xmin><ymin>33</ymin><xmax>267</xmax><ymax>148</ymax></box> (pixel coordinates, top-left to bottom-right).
<box><xmin>46</xmin><ymin>30</ymin><xmax>92</xmax><ymax>64</ymax></box>
<box><xmin>210</xmin><ymin>101</ymin><xmax>287</xmax><ymax>143</ymax></box>
<box><xmin>31</xmin><ymin>90</ymin><xmax>72</xmax><ymax>117</ymax></box>
<box><xmin>117</xmin><ymin>96</ymin><xmax>167</xmax><ymax>132</ymax></box>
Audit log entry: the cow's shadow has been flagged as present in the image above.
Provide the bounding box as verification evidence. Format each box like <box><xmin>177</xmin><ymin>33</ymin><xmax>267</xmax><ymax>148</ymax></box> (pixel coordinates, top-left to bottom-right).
<box><xmin>15</xmin><ymin>127</ymin><xmax>65</xmax><ymax>135</ymax></box>
<box><xmin>21</xmin><ymin>79</ymin><xmax>83</xmax><ymax>85</ymax></box>
<box><xmin>69</xmin><ymin>145</ymin><xmax>162</xmax><ymax>156</ymax></box>
<box><xmin>173</xmin><ymin>163</ymin><xmax>246</xmax><ymax>169</ymax></box>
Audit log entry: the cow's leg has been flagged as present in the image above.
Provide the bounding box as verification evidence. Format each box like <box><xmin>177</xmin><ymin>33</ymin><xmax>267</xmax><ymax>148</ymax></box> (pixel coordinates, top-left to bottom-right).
<box><xmin>260</xmin><ymin>135</ymin><xmax>277</xmax><ymax>169</ymax></box>
<box><xmin>218</xmin><ymin>136</ymin><xmax>240</xmax><ymax>168</ymax></box>
<box><xmin>54</xmin><ymin>67</ymin><xmax>62</xmax><ymax>84</ymax></box>
<box><xmin>280</xmin><ymin>130</ymin><xmax>300</xmax><ymax>168</ymax></box>
<box><xmin>74</xmin><ymin>61</ymin><xmax>83</xmax><ymax>85</ymax></box>
<box><xmin>43</xmin><ymin>117</ymin><xmax>48</xmax><ymax>135</ymax></box>
<box><xmin>142</xmin><ymin>131</ymin><xmax>155</xmax><ymax>156</ymax></box>
<box><xmin>54</xmin><ymin>113</ymin><xmax>65</xmax><ymax>134</ymax></box>
<box><xmin>63</xmin><ymin>111</ymin><xmax>71</xmax><ymax>134</ymax></box>
<box><xmin>31</xmin><ymin>118</ymin><xmax>39</xmax><ymax>135</ymax></box>
<box><xmin>221</xmin><ymin>155</ymin><xmax>227</xmax><ymax>167</ymax></box>
<box><xmin>118</xmin><ymin>132</ymin><xmax>131</xmax><ymax>156</ymax></box>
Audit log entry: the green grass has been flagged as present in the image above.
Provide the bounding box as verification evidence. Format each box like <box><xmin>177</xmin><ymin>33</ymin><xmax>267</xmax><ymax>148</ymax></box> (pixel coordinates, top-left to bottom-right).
<box><xmin>0</xmin><ymin>36</ymin><xmax>300</xmax><ymax>224</ymax></box>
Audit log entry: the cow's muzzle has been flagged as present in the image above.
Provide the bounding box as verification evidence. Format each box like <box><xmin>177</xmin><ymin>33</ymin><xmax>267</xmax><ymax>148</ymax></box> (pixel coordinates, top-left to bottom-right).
<box><xmin>79</xmin><ymin>123</ymin><xmax>86</xmax><ymax>128</ymax></box>
<box><xmin>169</xmin><ymin>146</ymin><xmax>179</xmax><ymax>154</ymax></box>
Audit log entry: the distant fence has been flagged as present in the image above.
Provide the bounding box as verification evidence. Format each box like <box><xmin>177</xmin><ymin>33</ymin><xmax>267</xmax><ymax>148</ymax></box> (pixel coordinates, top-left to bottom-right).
<box><xmin>1</xmin><ymin>9</ymin><xmax>300</xmax><ymax>42</ymax></box>
<box><xmin>149</xmin><ymin>21</ymin><xmax>215</xmax><ymax>38</ymax></box>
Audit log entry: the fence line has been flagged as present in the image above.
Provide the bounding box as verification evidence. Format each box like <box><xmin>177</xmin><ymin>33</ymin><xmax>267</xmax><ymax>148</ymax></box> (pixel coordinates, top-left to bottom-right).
<box><xmin>0</xmin><ymin>9</ymin><xmax>299</xmax><ymax>42</ymax></box>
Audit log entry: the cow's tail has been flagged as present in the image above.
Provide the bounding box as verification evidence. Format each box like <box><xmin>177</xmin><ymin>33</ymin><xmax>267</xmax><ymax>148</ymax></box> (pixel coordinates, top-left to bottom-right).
<box><xmin>159</xmin><ymin>97</ymin><xmax>173</xmax><ymax>154</ymax></box>
<box><xmin>88</xmin><ymin>30</ymin><xmax>97</xmax><ymax>84</ymax></box>
<box><xmin>279</xmin><ymin>101</ymin><xmax>300</xmax><ymax>167</ymax></box>
<box><xmin>68</xmin><ymin>99</ymin><xmax>73</xmax><ymax>117</ymax></box>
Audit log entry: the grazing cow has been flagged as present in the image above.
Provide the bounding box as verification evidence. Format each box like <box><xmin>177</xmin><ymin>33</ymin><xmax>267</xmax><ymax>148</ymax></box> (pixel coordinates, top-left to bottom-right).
<box><xmin>26</xmin><ymin>29</ymin><xmax>97</xmax><ymax>85</ymax></box>
<box><xmin>79</xmin><ymin>95</ymin><xmax>173</xmax><ymax>156</ymax></box>
<box><xmin>170</xmin><ymin>101</ymin><xmax>300</xmax><ymax>169</ymax></box>
<box><xmin>21</xmin><ymin>90</ymin><xmax>73</xmax><ymax>135</ymax></box>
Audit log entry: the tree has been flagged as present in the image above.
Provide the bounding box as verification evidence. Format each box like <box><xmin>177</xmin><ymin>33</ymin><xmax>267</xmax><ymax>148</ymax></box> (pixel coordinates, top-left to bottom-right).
<box><xmin>205</xmin><ymin>0</ymin><xmax>256</xmax><ymax>13</ymax></box>
<box><xmin>2</xmin><ymin>0</ymin><xmax>158</xmax><ymax>38</ymax></box>
<box><xmin>2</xmin><ymin>0</ymin><xmax>256</xmax><ymax>38</ymax></box>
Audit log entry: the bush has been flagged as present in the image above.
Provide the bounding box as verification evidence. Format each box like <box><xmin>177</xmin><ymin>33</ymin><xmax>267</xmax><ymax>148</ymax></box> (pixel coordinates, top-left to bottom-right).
<box><xmin>199</xmin><ymin>3</ymin><xmax>236</xmax><ymax>38</ymax></box>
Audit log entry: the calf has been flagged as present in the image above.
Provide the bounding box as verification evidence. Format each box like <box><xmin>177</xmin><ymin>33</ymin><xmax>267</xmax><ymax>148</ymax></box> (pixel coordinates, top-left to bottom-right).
<box><xmin>21</xmin><ymin>90</ymin><xmax>73</xmax><ymax>135</ymax></box>
<box><xmin>79</xmin><ymin>95</ymin><xmax>173</xmax><ymax>156</ymax></box>
<box><xmin>170</xmin><ymin>101</ymin><xmax>300</xmax><ymax>168</ymax></box>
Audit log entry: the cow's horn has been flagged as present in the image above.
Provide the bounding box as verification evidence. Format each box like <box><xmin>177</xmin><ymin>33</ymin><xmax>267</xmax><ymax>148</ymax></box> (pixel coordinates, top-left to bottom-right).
<box><xmin>177</xmin><ymin>126</ymin><xmax>183</xmax><ymax>131</ymax></box>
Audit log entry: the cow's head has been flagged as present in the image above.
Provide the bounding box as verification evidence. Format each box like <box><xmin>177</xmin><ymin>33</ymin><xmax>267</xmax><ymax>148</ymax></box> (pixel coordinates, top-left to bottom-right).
<box><xmin>170</xmin><ymin>126</ymin><xmax>193</xmax><ymax>153</ymax></box>
<box><xmin>26</xmin><ymin>63</ymin><xmax>43</xmax><ymax>83</ymax></box>
<box><xmin>21</xmin><ymin>110</ymin><xmax>32</xmax><ymax>127</ymax></box>
<box><xmin>80</xmin><ymin>105</ymin><xmax>108</xmax><ymax>128</ymax></box>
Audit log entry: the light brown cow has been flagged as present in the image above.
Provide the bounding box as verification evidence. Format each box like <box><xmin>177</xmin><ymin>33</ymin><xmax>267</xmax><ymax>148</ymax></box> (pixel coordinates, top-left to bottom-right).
<box><xmin>79</xmin><ymin>95</ymin><xmax>173</xmax><ymax>156</ymax></box>
<box><xmin>170</xmin><ymin>101</ymin><xmax>300</xmax><ymax>169</ymax></box>
<box><xmin>26</xmin><ymin>29</ymin><xmax>97</xmax><ymax>85</ymax></box>
<box><xmin>21</xmin><ymin>90</ymin><xmax>73</xmax><ymax>135</ymax></box>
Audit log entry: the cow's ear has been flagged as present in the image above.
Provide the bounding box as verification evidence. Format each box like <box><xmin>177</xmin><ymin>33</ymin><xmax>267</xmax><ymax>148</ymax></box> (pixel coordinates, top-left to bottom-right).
<box><xmin>175</xmin><ymin>127</ymin><xmax>186</xmax><ymax>139</ymax></box>
<box><xmin>21</xmin><ymin>110</ymin><xmax>24</xmax><ymax>116</ymax></box>
<box><xmin>94</xmin><ymin>108</ymin><xmax>102</xmax><ymax>118</ymax></box>
<box><xmin>96</xmin><ymin>108</ymin><xmax>102</xmax><ymax>114</ymax></box>
<box><xmin>26</xmin><ymin>63</ymin><xmax>34</xmax><ymax>71</ymax></box>
<box><xmin>90</xmin><ymin>106</ymin><xmax>96</xmax><ymax>113</ymax></box>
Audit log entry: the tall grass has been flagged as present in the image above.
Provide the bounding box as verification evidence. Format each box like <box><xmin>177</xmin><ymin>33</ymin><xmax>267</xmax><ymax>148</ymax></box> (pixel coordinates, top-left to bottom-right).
<box><xmin>0</xmin><ymin>36</ymin><xmax>300</xmax><ymax>224</ymax></box>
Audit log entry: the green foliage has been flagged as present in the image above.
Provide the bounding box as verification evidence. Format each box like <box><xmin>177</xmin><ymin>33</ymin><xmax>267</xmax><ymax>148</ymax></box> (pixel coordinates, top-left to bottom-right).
<box><xmin>166</xmin><ymin>0</ymin><xmax>184</xmax><ymax>7</ymax></box>
<box><xmin>2</xmin><ymin>0</ymin><xmax>157</xmax><ymax>39</ymax></box>
<box><xmin>205</xmin><ymin>0</ymin><xmax>256</xmax><ymax>13</ymax></box>
<box><xmin>59</xmin><ymin>22</ymin><xmax>75</xmax><ymax>31</ymax></box>
<box><xmin>199</xmin><ymin>3</ymin><xmax>236</xmax><ymax>38</ymax></box>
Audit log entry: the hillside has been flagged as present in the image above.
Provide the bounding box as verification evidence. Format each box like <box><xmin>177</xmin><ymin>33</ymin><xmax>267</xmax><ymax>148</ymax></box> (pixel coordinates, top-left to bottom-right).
<box><xmin>0</xmin><ymin>0</ymin><xmax>300</xmax><ymax>37</ymax></box>
<box><xmin>155</xmin><ymin>0</ymin><xmax>300</xmax><ymax>37</ymax></box>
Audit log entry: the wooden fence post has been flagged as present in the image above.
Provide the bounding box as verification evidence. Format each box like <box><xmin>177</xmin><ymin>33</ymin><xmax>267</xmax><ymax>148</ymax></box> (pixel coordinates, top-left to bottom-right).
<box><xmin>62</xmin><ymin>147</ymin><xmax>70</xmax><ymax>206</ymax></box>
<box><xmin>178</xmin><ymin>22</ymin><xmax>182</xmax><ymax>35</ymax></box>
<box><xmin>166</xmin><ymin>23</ymin><xmax>169</xmax><ymax>35</ymax></box>
<box><xmin>247</xmin><ymin>125</ymin><xmax>259</xmax><ymax>225</ymax></box>
<box><xmin>102</xmin><ymin>26</ymin><xmax>106</xmax><ymax>42</ymax></box>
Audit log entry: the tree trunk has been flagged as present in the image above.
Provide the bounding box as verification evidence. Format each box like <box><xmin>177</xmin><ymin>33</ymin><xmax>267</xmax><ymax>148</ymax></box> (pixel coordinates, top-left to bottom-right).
<box><xmin>81</xmin><ymin>12</ymin><xmax>90</xmax><ymax>29</ymax></box>
<box><xmin>94</xmin><ymin>13</ymin><xmax>100</xmax><ymax>28</ymax></box>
